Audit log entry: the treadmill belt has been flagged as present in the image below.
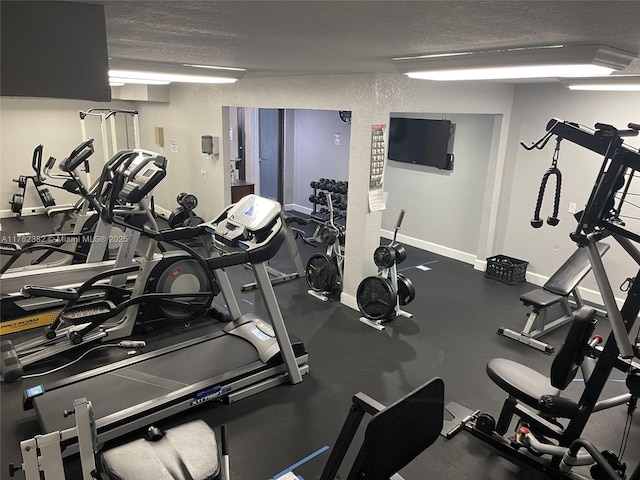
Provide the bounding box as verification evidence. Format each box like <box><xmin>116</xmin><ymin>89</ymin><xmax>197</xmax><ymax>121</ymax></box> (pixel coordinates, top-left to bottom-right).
<box><xmin>34</xmin><ymin>335</ymin><xmax>258</xmax><ymax>433</ymax></box>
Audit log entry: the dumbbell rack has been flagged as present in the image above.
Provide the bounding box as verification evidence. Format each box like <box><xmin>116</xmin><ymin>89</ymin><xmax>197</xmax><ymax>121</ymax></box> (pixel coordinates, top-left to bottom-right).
<box><xmin>308</xmin><ymin>178</ymin><xmax>348</xmax><ymax>218</ymax></box>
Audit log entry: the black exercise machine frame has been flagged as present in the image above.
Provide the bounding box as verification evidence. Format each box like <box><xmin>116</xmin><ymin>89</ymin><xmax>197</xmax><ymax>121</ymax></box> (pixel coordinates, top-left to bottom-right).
<box><xmin>457</xmin><ymin>119</ymin><xmax>640</xmax><ymax>479</ymax></box>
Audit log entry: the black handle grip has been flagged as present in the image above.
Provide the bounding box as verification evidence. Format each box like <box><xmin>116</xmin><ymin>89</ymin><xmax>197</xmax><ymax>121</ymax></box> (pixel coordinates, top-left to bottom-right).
<box><xmin>395</xmin><ymin>210</ymin><xmax>405</xmax><ymax>229</ymax></box>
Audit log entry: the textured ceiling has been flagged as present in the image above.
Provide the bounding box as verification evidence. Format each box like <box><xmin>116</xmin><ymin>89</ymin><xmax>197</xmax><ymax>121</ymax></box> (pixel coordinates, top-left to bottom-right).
<box><xmin>101</xmin><ymin>1</ymin><xmax>640</xmax><ymax>78</ymax></box>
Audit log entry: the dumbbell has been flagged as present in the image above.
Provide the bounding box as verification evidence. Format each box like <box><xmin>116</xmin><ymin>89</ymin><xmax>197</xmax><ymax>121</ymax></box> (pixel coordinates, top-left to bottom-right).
<box><xmin>310</xmin><ymin>180</ymin><xmax>318</xmax><ymax>189</ymax></box>
<box><xmin>177</xmin><ymin>194</ymin><xmax>198</xmax><ymax>210</ymax></box>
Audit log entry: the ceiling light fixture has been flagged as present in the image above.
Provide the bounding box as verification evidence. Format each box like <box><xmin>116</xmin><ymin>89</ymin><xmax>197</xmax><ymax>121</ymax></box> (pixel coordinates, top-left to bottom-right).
<box><xmin>109</xmin><ymin>77</ymin><xmax>170</xmax><ymax>86</ymax></box>
<box><xmin>393</xmin><ymin>45</ymin><xmax>636</xmax><ymax>81</ymax></box>
<box><xmin>561</xmin><ymin>75</ymin><xmax>640</xmax><ymax>91</ymax></box>
<box><xmin>109</xmin><ymin>59</ymin><xmax>246</xmax><ymax>85</ymax></box>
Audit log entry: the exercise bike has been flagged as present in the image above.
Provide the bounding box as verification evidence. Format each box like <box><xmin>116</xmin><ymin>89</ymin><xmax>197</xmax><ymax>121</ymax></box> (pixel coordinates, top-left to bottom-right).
<box><xmin>357</xmin><ymin>210</ymin><xmax>415</xmax><ymax>330</ymax></box>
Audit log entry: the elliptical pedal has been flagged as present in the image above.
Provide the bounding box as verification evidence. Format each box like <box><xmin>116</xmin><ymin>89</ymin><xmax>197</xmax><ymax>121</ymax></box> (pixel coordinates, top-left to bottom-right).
<box><xmin>59</xmin><ymin>301</ymin><xmax>117</xmax><ymax>325</ymax></box>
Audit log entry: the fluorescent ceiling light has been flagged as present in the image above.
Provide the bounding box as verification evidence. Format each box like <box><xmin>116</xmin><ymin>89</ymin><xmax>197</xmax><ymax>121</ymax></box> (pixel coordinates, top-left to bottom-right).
<box><xmin>561</xmin><ymin>75</ymin><xmax>640</xmax><ymax>91</ymax></box>
<box><xmin>183</xmin><ymin>64</ymin><xmax>247</xmax><ymax>72</ymax></box>
<box><xmin>109</xmin><ymin>58</ymin><xmax>246</xmax><ymax>85</ymax></box>
<box><xmin>393</xmin><ymin>45</ymin><xmax>637</xmax><ymax>81</ymax></box>
<box><xmin>109</xmin><ymin>77</ymin><xmax>170</xmax><ymax>86</ymax></box>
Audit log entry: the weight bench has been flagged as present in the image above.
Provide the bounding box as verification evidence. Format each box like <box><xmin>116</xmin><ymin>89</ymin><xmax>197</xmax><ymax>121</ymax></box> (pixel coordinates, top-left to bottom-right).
<box><xmin>497</xmin><ymin>242</ymin><xmax>609</xmax><ymax>354</ymax></box>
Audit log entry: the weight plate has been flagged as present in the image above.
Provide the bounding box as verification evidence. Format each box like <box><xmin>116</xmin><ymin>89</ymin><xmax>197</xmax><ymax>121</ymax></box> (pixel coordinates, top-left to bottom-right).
<box><xmin>391</xmin><ymin>242</ymin><xmax>407</xmax><ymax>265</ymax></box>
<box><xmin>181</xmin><ymin>194</ymin><xmax>198</xmax><ymax>210</ymax></box>
<box><xmin>320</xmin><ymin>227</ymin><xmax>337</xmax><ymax>246</ymax></box>
<box><xmin>10</xmin><ymin>193</ymin><xmax>24</xmax><ymax>214</ymax></box>
<box><xmin>373</xmin><ymin>245</ymin><xmax>396</xmax><ymax>268</ymax></box>
<box><xmin>397</xmin><ymin>273</ymin><xmax>415</xmax><ymax>306</ymax></box>
<box><xmin>356</xmin><ymin>276</ymin><xmax>396</xmax><ymax>320</ymax></box>
<box><xmin>168</xmin><ymin>207</ymin><xmax>189</xmax><ymax>229</ymax></box>
<box><xmin>306</xmin><ymin>253</ymin><xmax>338</xmax><ymax>292</ymax></box>
<box><xmin>176</xmin><ymin>192</ymin><xmax>187</xmax><ymax>204</ymax></box>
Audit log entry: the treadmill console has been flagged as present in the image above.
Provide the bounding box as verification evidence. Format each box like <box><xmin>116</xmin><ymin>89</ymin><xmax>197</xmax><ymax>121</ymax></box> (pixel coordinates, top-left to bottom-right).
<box><xmin>212</xmin><ymin>195</ymin><xmax>282</xmax><ymax>248</ymax></box>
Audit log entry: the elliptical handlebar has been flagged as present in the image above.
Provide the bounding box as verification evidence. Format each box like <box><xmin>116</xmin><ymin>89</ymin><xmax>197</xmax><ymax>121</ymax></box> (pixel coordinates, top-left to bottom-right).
<box><xmin>102</xmin><ymin>151</ymin><xmax>166</xmax><ymax>225</ymax></box>
<box><xmin>59</xmin><ymin>138</ymin><xmax>95</xmax><ymax>173</ymax></box>
<box><xmin>31</xmin><ymin>144</ymin><xmax>45</xmax><ymax>180</ymax></box>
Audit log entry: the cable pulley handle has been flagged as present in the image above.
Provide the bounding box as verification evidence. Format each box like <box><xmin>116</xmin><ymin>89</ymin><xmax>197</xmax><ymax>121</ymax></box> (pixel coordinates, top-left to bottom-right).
<box><xmin>531</xmin><ymin>138</ymin><xmax>562</xmax><ymax>228</ymax></box>
<box><xmin>393</xmin><ymin>209</ymin><xmax>405</xmax><ymax>243</ymax></box>
<box><xmin>395</xmin><ymin>210</ymin><xmax>405</xmax><ymax>230</ymax></box>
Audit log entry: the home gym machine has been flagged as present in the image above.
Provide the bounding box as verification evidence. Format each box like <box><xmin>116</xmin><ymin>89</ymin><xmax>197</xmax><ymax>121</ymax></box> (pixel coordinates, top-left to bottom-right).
<box><xmin>357</xmin><ymin>210</ymin><xmax>415</xmax><ymax>330</ymax></box>
<box><xmin>16</xmin><ymin>193</ymin><xmax>308</xmax><ymax>456</ymax></box>
<box><xmin>306</xmin><ymin>195</ymin><xmax>346</xmax><ymax>301</ymax></box>
<box><xmin>443</xmin><ymin>119</ymin><xmax>640</xmax><ymax>480</ymax></box>
<box><xmin>10</xmin><ymin>377</ymin><xmax>443</xmax><ymax>480</ymax></box>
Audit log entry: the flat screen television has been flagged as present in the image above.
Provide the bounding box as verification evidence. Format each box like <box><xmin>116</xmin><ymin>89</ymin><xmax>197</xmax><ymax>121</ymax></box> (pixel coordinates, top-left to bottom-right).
<box><xmin>387</xmin><ymin>117</ymin><xmax>454</xmax><ymax>170</ymax></box>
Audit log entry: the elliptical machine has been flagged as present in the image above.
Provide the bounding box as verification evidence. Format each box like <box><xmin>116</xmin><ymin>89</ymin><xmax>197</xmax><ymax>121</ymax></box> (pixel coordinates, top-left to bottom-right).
<box><xmin>1</xmin><ymin>149</ymin><xmax>171</xmax><ymax>381</ymax></box>
<box><xmin>357</xmin><ymin>210</ymin><xmax>415</xmax><ymax>330</ymax></box>
<box><xmin>8</xmin><ymin>145</ymin><xmax>78</xmax><ymax>221</ymax></box>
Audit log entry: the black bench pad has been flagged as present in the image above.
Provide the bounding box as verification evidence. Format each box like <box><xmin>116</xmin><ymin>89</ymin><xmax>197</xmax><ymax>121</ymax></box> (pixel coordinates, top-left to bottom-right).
<box><xmin>519</xmin><ymin>289</ymin><xmax>563</xmax><ymax>307</ymax></box>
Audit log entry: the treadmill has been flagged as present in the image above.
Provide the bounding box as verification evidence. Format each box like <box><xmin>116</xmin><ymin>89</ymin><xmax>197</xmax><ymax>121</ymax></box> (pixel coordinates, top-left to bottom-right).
<box><xmin>22</xmin><ymin>194</ymin><xmax>309</xmax><ymax>455</ymax></box>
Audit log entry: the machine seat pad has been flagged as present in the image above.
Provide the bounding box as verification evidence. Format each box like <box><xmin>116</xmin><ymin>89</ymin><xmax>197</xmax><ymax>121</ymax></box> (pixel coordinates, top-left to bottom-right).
<box><xmin>487</xmin><ymin>358</ymin><xmax>560</xmax><ymax>409</ymax></box>
<box><xmin>101</xmin><ymin>420</ymin><xmax>220</xmax><ymax>480</ymax></box>
<box><xmin>519</xmin><ymin>289</ymin><xmax>563</xmax><ymax>307</ymax></box>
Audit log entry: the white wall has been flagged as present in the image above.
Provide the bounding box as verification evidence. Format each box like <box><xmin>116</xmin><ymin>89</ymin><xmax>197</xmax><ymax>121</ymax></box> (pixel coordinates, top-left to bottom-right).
<box><xmin>383</xmin><ymin>113</ymin><xmax>496</xmax><ymax>263</ymax></box>
<box><xmin>291</xmin><ymin>109</ymin><xmax>351</xmax><ymax>214</ymax></box>
<box><xmin>0</xmin><ymin>97</ymin><xmax>138</xmax><ymax>215</ymax></box>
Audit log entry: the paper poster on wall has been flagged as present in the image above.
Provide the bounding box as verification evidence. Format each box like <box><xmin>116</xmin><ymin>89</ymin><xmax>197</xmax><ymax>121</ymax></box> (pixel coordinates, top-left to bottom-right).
<box><xmin>368</xmin><ymin>189</ymin><xmax>387</xmax><ymax>212</ymax></box>
<box><xmin>369</xmin><ymin>124</ymin><xmax>386</xmax><ymax>190</ymax></box>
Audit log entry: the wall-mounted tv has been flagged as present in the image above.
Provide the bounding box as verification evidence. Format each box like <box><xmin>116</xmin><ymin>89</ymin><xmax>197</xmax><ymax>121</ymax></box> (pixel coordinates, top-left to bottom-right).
<box><xmin>388</xmin><ymin>117</ymin><xmax>455</xmax><ymax>170</ymax></box>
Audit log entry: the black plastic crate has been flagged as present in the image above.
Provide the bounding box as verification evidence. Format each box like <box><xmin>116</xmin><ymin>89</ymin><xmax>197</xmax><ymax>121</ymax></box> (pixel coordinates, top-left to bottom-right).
<box><xmin>485</xmin><ymin>255</ymin><xmax>528</xmax><ymax>285</ymax></box>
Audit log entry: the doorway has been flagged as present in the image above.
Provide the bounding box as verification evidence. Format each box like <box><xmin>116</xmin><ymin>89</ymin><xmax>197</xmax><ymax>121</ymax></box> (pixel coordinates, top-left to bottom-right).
<box><xmin>258</xmin><ymin>108</ymin><xmax>284</xmax><ymax>203</ymax></box>
<box><xmin>228</xmin><ymin>107</ymin><xmax>351</xmax><ymax>213</ymax></box>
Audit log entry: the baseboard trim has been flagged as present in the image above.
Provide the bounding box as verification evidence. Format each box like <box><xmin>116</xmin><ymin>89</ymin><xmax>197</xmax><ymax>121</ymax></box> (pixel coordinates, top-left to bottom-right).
<box><xmin>380</xmin><ymin>229</ymin><xmax>477</xmax><ymax>266</ymax></box>
<box><xmin>1</xmin><ymin>206</ymin><xmax>46</xmax><ymax>219</ymax></box>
